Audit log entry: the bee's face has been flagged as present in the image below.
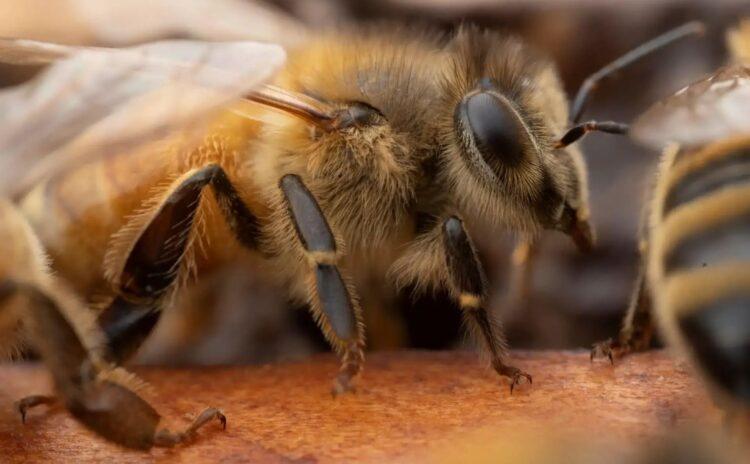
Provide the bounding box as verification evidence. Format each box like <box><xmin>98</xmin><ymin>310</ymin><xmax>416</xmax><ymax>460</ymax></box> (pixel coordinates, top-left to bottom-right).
<box><xmin>441</xmin><ymin>26</ymin><xmax>593</xmax><ymax>250</ymax></box>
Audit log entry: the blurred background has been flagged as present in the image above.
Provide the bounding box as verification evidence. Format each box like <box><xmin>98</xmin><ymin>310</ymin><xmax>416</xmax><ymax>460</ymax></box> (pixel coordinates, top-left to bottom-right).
<box><xmin>1</xmin><ymin>0</ymin><xmax>748</xmax><ymax>365</ymax></box>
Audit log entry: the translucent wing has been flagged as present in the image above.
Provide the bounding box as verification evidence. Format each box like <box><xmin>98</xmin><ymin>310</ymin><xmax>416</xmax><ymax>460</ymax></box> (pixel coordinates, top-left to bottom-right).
<box><xmin>0</xmin><ymin>0</ymin><xmax>306</xmax><ymax>46</ymax></box>
<box><xmin>71</xmin><ymin>0</ymin><xmax>306</xmax><ymax>46</ymax></box>
<box><xmin>0</xmin><ymin>38</ymin><xmax>74</xmax><ymax>64</ymax></box>
<box><xmin>631</xmin><ymin>65</ymin><xmax>750</xmax><ymax>149</ymax></box>
<box><xmin>0</xmin><ymin>39</ymin><xmax>286</xmax><ymax>195</ymax></box>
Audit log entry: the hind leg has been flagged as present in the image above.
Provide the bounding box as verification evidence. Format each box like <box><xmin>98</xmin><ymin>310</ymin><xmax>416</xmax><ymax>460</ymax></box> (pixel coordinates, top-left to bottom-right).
<box><xmin>16</xmin><ymin>395</ymin><xmax>57</xmax><ymax>423</ymax></box>
<box><xmin>3</xmin><ymin>280</ymin><xmax>224</xmax><ymax>449</ymax></box>
<box><xmin>99</xmin><ymin>163</ymin><xmax>262</xmax><ymax>364</ymax></box>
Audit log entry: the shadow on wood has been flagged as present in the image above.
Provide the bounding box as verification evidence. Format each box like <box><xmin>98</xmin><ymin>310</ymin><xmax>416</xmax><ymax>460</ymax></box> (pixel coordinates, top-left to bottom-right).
<box><xmin>0</xmin><ymin>350</ymin><xmax>721</xmax><ymax>463</ymax></box>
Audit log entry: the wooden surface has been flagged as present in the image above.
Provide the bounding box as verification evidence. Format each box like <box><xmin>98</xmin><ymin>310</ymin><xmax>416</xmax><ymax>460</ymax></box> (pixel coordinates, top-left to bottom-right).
<box><xmin>0</xmin><ymin>350</ymin><xmax>722</xmax><ymax>463</ymax></box>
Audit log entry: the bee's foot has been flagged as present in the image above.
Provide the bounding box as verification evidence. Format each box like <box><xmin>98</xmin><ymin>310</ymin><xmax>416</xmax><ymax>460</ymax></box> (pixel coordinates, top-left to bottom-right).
<box><xmin>154</xmin><ymin>407</ymin><xmax>226</xmax><ymax>447</ymax></box>
<box><xmin>494</xmin><ymin>362</ymin><xmax>532</xmax><ymax>394</ymax></box>
<box><xmin>591</xmin><ymin>338</ymin><xmax>617</xmax><ymax>364</ymax></box>
<box><xmin>15</xmin><ymin>395</ymin><xmax>56</xmax><ymax>424</ymax></box>
<box><xmin>331</xmin><ymin>373</ymin><xmax>357</xmax><ymax>397</ymax></box>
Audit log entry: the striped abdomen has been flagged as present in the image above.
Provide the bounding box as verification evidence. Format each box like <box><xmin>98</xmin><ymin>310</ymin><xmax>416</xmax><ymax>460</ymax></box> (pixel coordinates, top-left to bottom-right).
<box><xmin>649</xmin><ymin>136</ymin><xmax>750</xmax><ymax>403</ymax></box>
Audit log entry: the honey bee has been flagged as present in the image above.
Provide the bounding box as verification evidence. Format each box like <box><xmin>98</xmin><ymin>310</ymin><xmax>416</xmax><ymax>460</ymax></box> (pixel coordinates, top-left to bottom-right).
<box><xmin>1</xmin><ymin>20</ymin><xmax>701</xmax><ymax>450</ymax></box>
<box><xmin>592</xmin><ymin>20</ymin><xmax>750</xmax><ymax>425</ymax></box>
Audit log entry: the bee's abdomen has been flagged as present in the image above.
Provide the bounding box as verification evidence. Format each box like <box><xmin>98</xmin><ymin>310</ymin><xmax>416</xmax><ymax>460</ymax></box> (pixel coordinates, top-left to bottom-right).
<box><xmin>659</xmin><ymin>139</ymin><xmax>750</xmax><ymax>273</ymax></box>
<box><xmin>653</xmin><ymin>137</ymin><xmax>750</xmax><ymax>402</ymax></box>
<box><xmin>678</xmin><ymin>296</ymin><xmax>750</xmax><ymax>402</ymax></box>
<box><xmin>664</xmin><ymin>147</ymin><xmax>750</xmax><ymax>215</ymax></box>
<box><xmin>664</xmin><ymin>215</ymin><xmax>750</xmax><ymax>273</ymax></box>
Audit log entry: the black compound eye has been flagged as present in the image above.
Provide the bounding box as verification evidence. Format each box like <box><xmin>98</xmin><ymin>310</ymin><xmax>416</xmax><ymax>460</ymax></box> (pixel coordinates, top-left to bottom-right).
<box><xmin>459</xmin><ymin>91</ymin><xmax>526</xmax><ymax>168</ymax></box>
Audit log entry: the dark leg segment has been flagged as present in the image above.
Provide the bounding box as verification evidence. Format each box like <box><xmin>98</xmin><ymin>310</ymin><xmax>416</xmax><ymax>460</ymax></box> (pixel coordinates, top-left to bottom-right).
<box><xmin>153</xmin><ymin>408</ymin><xmax>227</xmax><ymax>447</ymax></box>
<box><xmin>441</xmin><ymin>216</ymin><xmax>532</xmax><ymax>392</ymax></box>
<box><xmin>99</xmin><ymin>164</ymin><xmax>261</xmax><ymax>364</ymax></box>
<box><xmin>591</xmin><ymin>265</ymin><xmax>654</xmax><ymax>363</ymax></box>
<box><xmin>11</xmin><ymin>281</ymin><xmax>163</xmax><ymax>448</ymax></box>
<box><xmin>16</xmin><ymin>395</ymin><xmax>56</xmax><ymax>423</ymax></box>
<box><xmin>98</xmin><ymin>297</ymin><xmax>159</xmax><ymax>365</ymax></box>
<box><xmin>315</xmin><ymin>264</ymin><xmax>356</xmax><ymax>339</ymax></box>
<box><xmin>555</xmin><ymin>121</ymin><xmax>629</xmax><ymax>149</ymax></box>
<box><xmin>280</xmin><ymin>174</ymin><xmax>364</xmax><ymax>395</ymax></box>
<box><xmin>3</xmin><ymin>279</ymin><xmax>224</xmax><ymax>449</ymax></box>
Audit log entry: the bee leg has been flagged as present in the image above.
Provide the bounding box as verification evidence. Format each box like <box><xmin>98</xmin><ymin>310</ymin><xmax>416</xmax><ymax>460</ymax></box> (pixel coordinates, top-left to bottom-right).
<box><xmin>280</xmin><ymin>174</ymin><xmax>365</xmax><ymax>396</ymax></box>
<box><xmin>0</xmin><ymin>280</ymin><xmax>57</xmax><ymax>423</ymax></box>
<box><xmin>591</xmin><ymin>265</ymin><xmax>654</xmax><ymax>364</ymax></box>
<box><xmin>441</xmin><ymin>216</ymin><xmax>531</xmax><ymax>393</ymax></box>
<box><xmin>505</xmin><ymin>238</ymin><xmax>539</xmax><ymax>311</ymax></box>
<box><xmin>15</xmin><ymin>395</ymin><xmax>57</xmax><ymax>423</ymax></box>
<box><xmin>153</xmin><ymin>408</ymin><xmax>227</xmax><ymax>447</ymax></box>
<box><xmin>99</xmin><ymin>164</ymin><xmax>260</xmax><ymax>364</ymax></box>
<box><xmin>2</xmin><ymin>280</ymin><xmax>179</xmax><ymax>450</ymax></box>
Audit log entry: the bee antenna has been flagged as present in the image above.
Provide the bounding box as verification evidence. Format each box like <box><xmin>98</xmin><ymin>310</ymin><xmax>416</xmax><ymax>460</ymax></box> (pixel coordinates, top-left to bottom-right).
<box><xmin>569</xmin><ymin>21</ymin><xmax>705</xmax><ymax>124</ymax></box>
<box><xmin>246</xmin><ymin>85</ymin><xmax>336</xmax><ymax>130</ymax></box>
<box><xmin>555</xmin><ymin>120</ymin><xmax>629</xmax><ymax>149</ymax></box>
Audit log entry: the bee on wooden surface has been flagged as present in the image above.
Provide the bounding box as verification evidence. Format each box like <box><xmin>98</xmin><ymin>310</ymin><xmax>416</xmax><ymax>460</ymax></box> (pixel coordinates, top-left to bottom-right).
<box><xmin>0</xmin><ymin>19</ymin><xmax>700</xmax><ymax>449</ymax></box>
<box><xmin>592</xmin><ymin>21</ymin><xmax>750</xmax><ymax>425</ymax></box>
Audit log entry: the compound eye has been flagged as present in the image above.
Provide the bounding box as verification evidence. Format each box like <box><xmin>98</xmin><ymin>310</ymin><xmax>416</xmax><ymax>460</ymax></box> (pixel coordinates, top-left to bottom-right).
<box><xmin>460</xmin><ymin>92</ymin><xmax>526</xmax><ymax>168</ymax></box>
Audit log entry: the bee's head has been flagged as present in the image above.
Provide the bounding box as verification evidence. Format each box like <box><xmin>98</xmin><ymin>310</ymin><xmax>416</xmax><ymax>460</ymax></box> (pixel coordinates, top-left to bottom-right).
<box><xmin>442</xmin><ymin>26</ymin><xmax>594</xmax><ymax>251</ymax></box>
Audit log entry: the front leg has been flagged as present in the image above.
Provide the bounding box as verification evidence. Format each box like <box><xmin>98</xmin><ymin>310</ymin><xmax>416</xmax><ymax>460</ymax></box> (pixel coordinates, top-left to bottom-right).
<box><xmin>441</xmin><ymin>216</ymin><xmax>532</xmax><ymax>393</ymax></box>
<box><xmin>280</xmin><ymin>174</ymin><xmax>365</xmax><ymax>395</ymax></box>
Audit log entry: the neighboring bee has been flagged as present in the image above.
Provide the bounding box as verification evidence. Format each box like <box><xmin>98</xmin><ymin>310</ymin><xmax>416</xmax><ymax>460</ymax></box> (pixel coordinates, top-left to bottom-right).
<box><xmin>592</xmin><ymin>21</ymin><xmax>750</xmax><ymax>425</ymax></box>
<box><xmin>0</xmin><ymin>38</ymin><xmax>285</xmax><ymax>448</ymax></box>
<box><xmin>1</xmin><ymin>21</ymin><xmax>700</xmax><ymax>449</ymax></box>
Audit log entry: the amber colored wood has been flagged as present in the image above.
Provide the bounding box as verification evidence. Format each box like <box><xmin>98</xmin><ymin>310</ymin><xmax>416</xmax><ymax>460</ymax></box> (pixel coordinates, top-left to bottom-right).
<box><xmin>0</xmin><ymin>351</ymin><xmax>721</xmax><ymax>463</ymax></box>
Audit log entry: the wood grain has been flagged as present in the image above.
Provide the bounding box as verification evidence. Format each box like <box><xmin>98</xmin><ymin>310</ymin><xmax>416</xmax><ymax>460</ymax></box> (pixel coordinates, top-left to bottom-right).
<box><xmin>0</xmin><ymin>350</ymin><xmax>721</xmax><ymax>463</ymax></box>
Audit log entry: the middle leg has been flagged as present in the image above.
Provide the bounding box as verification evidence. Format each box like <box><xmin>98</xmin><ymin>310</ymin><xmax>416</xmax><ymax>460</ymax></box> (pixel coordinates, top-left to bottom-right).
<box><xmin>279</xmin><ymin>174</ymin><xmax>365</xmax><ymax>395</ymax></box>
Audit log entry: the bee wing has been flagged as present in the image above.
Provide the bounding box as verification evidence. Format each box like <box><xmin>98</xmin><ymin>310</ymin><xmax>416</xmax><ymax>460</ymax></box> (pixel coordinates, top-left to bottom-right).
<box><xmin>0</xmin><ymin>0</ymin><xmax>307</xmax><ymax>46</ymax></box>
<box><xmin>0</xmin><ymin>39</ymin><xmax>286</xmax><ymax>195</ymax></box>
<box><xmin>0</xmin><ymin>38</ymin><xmax>76</xmax><ymax>64</ymax></box>
<box><xmin>631</xmin><ymin>65</ymin><xmax>750</xmax><ymax>149</ymax></box>
<box><xmin>71</xmin><ymin>0</ymin><xmax>307</xmax><ymax>46</ymax></box>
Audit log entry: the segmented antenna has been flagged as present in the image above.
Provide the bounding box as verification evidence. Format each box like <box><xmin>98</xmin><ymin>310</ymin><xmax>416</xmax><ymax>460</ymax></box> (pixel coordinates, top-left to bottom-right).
<box><xmin>556</xmin><ymin>21</ymin><xmax>705</xmax><ymax>148</ymax></box>
<box><xmin>569</xmin><ymin>21</ymin><xmax>705</xmax><ymax>124</ymax></box>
